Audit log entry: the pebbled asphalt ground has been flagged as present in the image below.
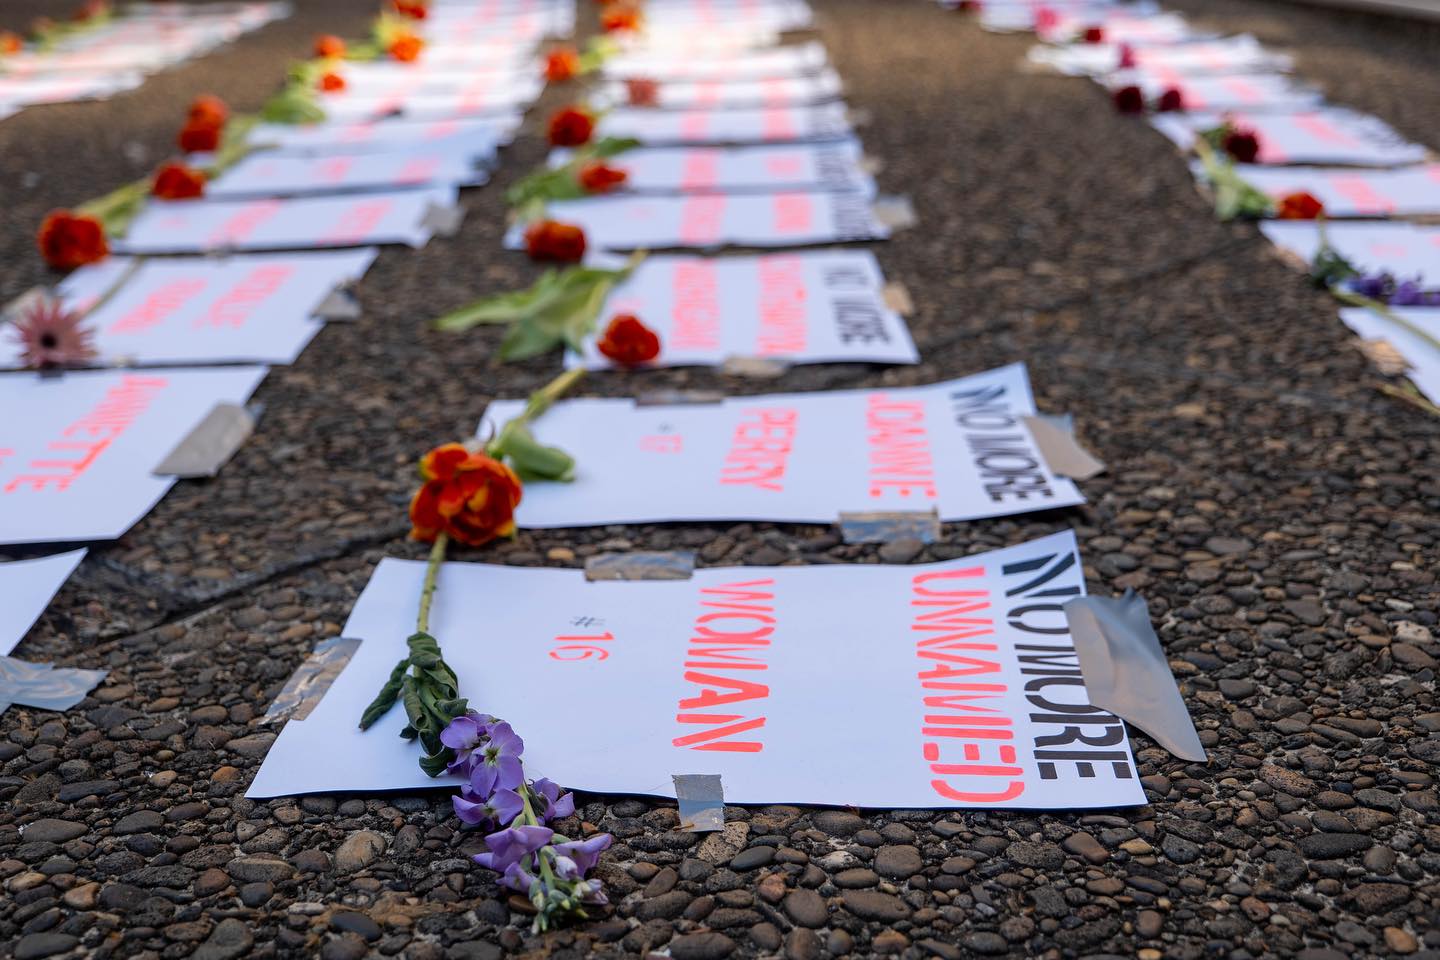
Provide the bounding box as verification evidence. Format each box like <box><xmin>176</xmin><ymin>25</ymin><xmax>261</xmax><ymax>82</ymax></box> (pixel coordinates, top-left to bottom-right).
<box><xmin>2</xmin><ymin>1</ymin><xmax>1439</xmax><ymax>958</ymax></box>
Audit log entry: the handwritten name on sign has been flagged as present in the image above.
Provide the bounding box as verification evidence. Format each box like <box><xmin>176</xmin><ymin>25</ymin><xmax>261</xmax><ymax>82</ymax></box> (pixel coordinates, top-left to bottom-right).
<box><xmin>248</xmin><ymin>531</ymin><xmax>1143</xmax><ymax>809</ymax></box>
<box><xmin>480</xmin><ymin>362</ymin><xmax>1083</xmax><ymax>527</ymax></box>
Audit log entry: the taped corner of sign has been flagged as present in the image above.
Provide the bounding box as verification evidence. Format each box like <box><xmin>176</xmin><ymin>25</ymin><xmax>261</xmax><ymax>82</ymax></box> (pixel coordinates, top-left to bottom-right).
<box><xmin>1064</xmin><ymin>591</ymin><xmax>1207</xmax><ymax>764</ymax></box>
<box><xmin>634</xmin><ymin>389</ymin><xmax>726</xmax><ymax>407</ymax></box>
<box><xmin>1354</xmin><ymin>337</ymin><xmax>1409</xmax><ymax>376</ymax></box>
<box><xmin>585</xmin><ymin>550</ymin><xmax>696</xmax><ymax>581</ymax></box>
<box><xmin>838</xmin><ymin>508</ymin><xmax>941</xmax><ymax>545</ymax></box>
<box><xmin>313</xmin><ymin>286</ymin><xmax>362</xmax><ymax>322</ymax></box>
<box><xmin>846</xmin><ymin>106</ymin><xmax>873</xmax><ymax>128</ymax></box>
<box><xmin>0</xmin><ymin>656</ymin><xmax>108</xmax><ymax>716</ymax></box>
<box><xmin>263</xmin><ymin>636</ymin><xmax>362</xmax><ymax>724</ymax></box>
<box><xmin>720</xmin><ymin>355</ymin><xmax>790</xmax><ymax>379</ymax></box>
<box><xmin>673</xmin><ymin>773</ymin><xmax>725</xmax><ymax>832</ymax></box>
<box><xmin>859</xmin><ymin>153</ymin><xmax>885</xmax><ymax>176</ymax></box>
<box><xmin>882</xmin><ymin>281</ymin><xmax>915</xmax><ymax>317</ymax></box>
<box><xmin>153</xmin><ymin>402</ymin><xmax>255</xmax><ymax>479</ymax></box>
<box><xmin>421</xmin><ymin>202</ymin><xmax>465</xmax><ymax>238</ymax></box>
<box><xmin>1022</xmin><ymin>413</ymin><xmax>1105</xmax><ymax>481</ymax></box>
<box><xmin>871</xmin><ymin>195</ymin><xmax>917</xmax><ymax>232</ymax></box>
<box><xmin>1270</xmin><ymin>245</ymin><xmax>1310</xmax><ymax>273</ymax></box>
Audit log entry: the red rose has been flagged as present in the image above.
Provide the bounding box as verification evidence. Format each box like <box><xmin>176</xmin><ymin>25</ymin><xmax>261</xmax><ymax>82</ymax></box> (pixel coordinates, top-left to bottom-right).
<box><xmin>36</xmin><ymin>211</ymin><xmax>109</xmax><ymax>271</ymax></box>
<box><xmin>187</xmin><ymin>94</ymin><xmax>228</xmax><ymax>129</ymax></box>
<box><xmin>178</xmin><ymin>121</ymin><xmax>221</xmax><ymax>153</ymax></box>
<box><xmin>1156</xmin><ymin>87</ymin><xmax>1184</xmax><ymax>112</ymax></box>
<box><xmin>1116</xmin><ymin>42</ymin><xmax>1135</xmax><ymax>69</ymax></box>
<box><xmin>597</xmin><ymin>314</ymin><xmax>661</xmax><ymax>366</ymax></box>
<box><xmin>625</xmin><ymin>77</ymin><xmax>659</xmax><ymax>107</ymax></box>
<box><xmin>1276</xmin><ymin>191</ymin><xmax>1324</xmax><ymax>220</ymax></box>
<box><xmin>547</xmin><ymin>106</ymin><xmax>595</xmax><ymax>147</ymax></box>
<box><xmin>1222</xmin><ymin>127</ymin><xmax>1261</xmax><ymax>163</ymax></box>
<box><xmin>1112</xmin><ymin>85</ymin><xmax>1144</xmax><ymax>114</ymax></box>
<box><xmin>389</xmin><ymin>33</ymin><xmax>424</xmax><ymax>62</ymax></box>
<box><xmin>545</xmin><ymin>47</ymin><xmax>580</xmax><ymax>82</ymax></box>
<box><xmin>152</xmin><ymin>162</ymin><xmax>207</xmax><ymax>200</ymax></box>
<box><xmin>578</xmin><ymin>161</ymin><xmax>627</xmax><ymax>194</ymax></box>
<box><xmin>954</xmin><ymin>1</ymin><xmax>980</xmax><ymax>12</ymax></box>
<box><xmin>524</xmin><ymin>220</ymin><xmax>587</xmax><ymax>263</ymax></box>
<box><xmin>393</xmin><ymin>0</ymin><xmax>429</xmax><ymax>18</ymax></box>
<box><xmin>601</xmin><ymin>6</ymin><xmax>641</xmax><ymax>32</ymax></box>
<box><xmin>1082</xmin><ymin>26</ymin><xmax>1104</xmax><ymax>43</ymax></box>
<box><xmin>319</xmin><ymin>71</ymin><xmax>346</xmax><ymax>92</ymax></box>
<box><xmin>408</xmin><ymin>444</ymin><xmax>523</xmax><ymax>547</ymax></box>
<box><xmin>315</xmin><ymin>34</ymin><xmax>346</xmax><ymax>58</ymax></box>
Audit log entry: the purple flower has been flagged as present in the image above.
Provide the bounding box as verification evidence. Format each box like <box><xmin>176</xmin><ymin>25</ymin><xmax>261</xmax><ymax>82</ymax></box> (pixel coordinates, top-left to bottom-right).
<box><xmin>552</xmin><ymin>833</ymin><xmax>612</xmax><ymax>876</ymax></box>
<box><xmin>440</xmin><ymin>712</ymin><xmax>495</xmax><ymax>774</ymax></box>
<box><xmin>1391</xmin><ymin>278</ymin><xmax>1428</xmax><ymax>306</ymax></box>
<box><xmin>499</xmin><ymin>859</ymin><xmax>538</xmax><ymax>893</ymax></box>
<box><xmin>453</xmin><ymin>786</ymin><xmax>523</xmax><ymax>830</ymax></box>
<box><xmin>471</xmin><ymin>721</ymin><xmax>525</xmax><ymax>796</ymax></box>
<box><xmin>531</xmin><ymin>778</ymin><xmax>576</xmax><ymax>822</ymax></box>
<box><xmin>1346</xmin><ymin>273</ymin><xmax>1390</xmax><ymax>300</ymax></box>
<box><xmin>473</xmin><ymin>823</ymin><xmax>552</xmax><ymax>873</ymax></box>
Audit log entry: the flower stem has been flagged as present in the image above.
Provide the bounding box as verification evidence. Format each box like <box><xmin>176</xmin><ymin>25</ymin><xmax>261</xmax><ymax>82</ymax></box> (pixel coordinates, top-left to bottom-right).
<box><xmin>518</xmin><ymin>786</ymin><xmax>560</xmax><ymax>892</ymax></box>
<box><xmin>518</xmin><ymin>368</ymin><xmax>586</xmax><ymax>427</ymax></box>
<box><xmin>416</xmin><ymin>532</ymin><xmax>449</xmax><ymax>635</ymax></box>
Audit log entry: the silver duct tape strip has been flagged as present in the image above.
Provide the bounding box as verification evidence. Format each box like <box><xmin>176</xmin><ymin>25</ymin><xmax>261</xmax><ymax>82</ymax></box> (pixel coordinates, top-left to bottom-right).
<box><xmin>882</xmin><ymin>282</ymin><xmax>914</xmax><ymax>317</ymax></box>
<box><xmin>721</xmin><ymin>355</ymin><xmax>790</xmax><ymax>379</ymax></box>
<box><xmin>1064</xmin><ymin>592</ymin><xmax>1207</xmax><ymax>763</ymax></box>
<box><xmin>872</xmin><ymin>195</ymin><xmax>917</xmax><ymax>231</ymax></box>
<box><xmin>585</xmin><ymin>551</ymin><xmax>696</xmax><ymax>581</ymax></box>
<box><xmin>0</xmin><ymin>657</ymin><xmax>108</xmax><ymax>715</ymax></box>
<box><xmin>634</xmin><ymin>390</ymin><xmax>726</xmax><ymax>407</ymax></box>
<box><xmin>838</xmin><ymin>509</ymin><xmax>940</xmax><ymax>544</ymax></box>
<box><xmin>422</xmin><ymin>202</ymin><xmax>465</xmax><ymax>238</ymax></box>
<box><xmin>263</xmin><ymin>636</ymin><xmax>362</xmax><ymax>724</ymax></box>
<box><xmin>673</xmin><ymin>774</ymin><xmax>725</xmax><ymax>833</ymax></box>
<box><xmin>313</xmin><ymin>287</ymin><xmax>362</xmax><ymax>322</ymax></box>
<box><xmin>1023</xmin><ymin>414</ymin><xmax>1105</xmax><ymax>481</ymax></box>
<box><xmin>153</xmin><ymin>402</ymin><xmax>256</xmax><ymax>479</ymax></box>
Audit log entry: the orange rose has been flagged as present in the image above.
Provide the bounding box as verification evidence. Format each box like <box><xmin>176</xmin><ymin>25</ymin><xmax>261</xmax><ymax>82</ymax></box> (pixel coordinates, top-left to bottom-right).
<box><xmin>388</xmin><ymin>32</ymin><xmax>424</xmax><ymax>62</ymax></box>
<box><xmin>393</xmin><ymin>0</ymin><xmax>429</xmax><ymax>18</ymax></box>
<box><xmin>597</xmin><ymin>314</ymin><xmax>661</xmax><ymax>366</ymax></box>
<box><xmin>1276</xmin><ymin>191</ymin><xmax>1324</xmax><ymax>220</ymax></box>
<box><xmin>152</xmin><ymin>162</ymin><xmax>207</xmax><ymax>200</ymax></box>
<box><xmin>178</xmin><ymin>121</ymin><xmax>221</xmax><ymax>153</ymax></box>
<box><xmin>319</xmin><ymin>71</ymin><xmax>346</xmax><ymax>92</ymax></box>
<box><xmin>0</xmin><ymin>31</ymin><xmax>23</xmax><ymax>54</ymax></box>
<box><xmin>523</xmin><ymin>220</ymin><xmax>586</xmax><ymax>263</ymax></box>
<box><xmin>36</xmin><ymin>211</ymin><xmax>109</xmax><ymax>271</ymax></box>
<box><xmin>625</xmin><ymin>77</ymin><xmax>659</xmax><ymax>107</ymax></box>
<box><xmin>578</xmin><ymin>161</ymin><xmax>627</xmax><ymax>194</ymax></box>
<box><xmin>544</xmin><ymin>46</ymin><xmax>580</xmax><ymax>82</ymax></box>
<box><xmin>187</xmin><ymin>94</ymin><xmax>229</xmax><ymax>129</ymax></box>
<box><xmin>314</xmin><ymin>34</ymin><xmax>346</xmax><ymax>58</ymax></box>
<box><xmin>547</xmin><ymin>106</ymin><xmax>594</xmax><ymax>147</ymax></box>
<box><xmin>408</xmin><ymin>444</ymin><xmax>523</xmax><ymax>547</ymax></box>
<box><xmin>601</xmin><ymin>6</ymin><xmax>642</xmax><ymax>32</ymax></box>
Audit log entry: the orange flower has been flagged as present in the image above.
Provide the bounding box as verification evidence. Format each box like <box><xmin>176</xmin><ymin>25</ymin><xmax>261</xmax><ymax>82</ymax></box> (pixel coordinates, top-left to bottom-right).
<box><xmin>0</xmin><ymin>31</ymin><xmax>23</xmax><ymax>54</ymax></box>
<box><xmin>409</xmin><ymin>444</ymin><xmax>523</xmax><ymax>547</ymax></box>
<box><xmin>524</xmin><ymin>220</ymin><xmax>586</xmax><ymax>263</ymax></box>
<box><xmin>388</xmin><ymin>32</ymin><xmax>424</xmax><ymax>62</ymax></box>
<box><xmin>1276</xmin><ymin>191</ymin><xmax>1324</xmax><ymax>220</ymax></box>
<box><xmin>597</xmin><ymin>314</ymin><xmax>661</xmax><ymax>366</ymax></box>
<box><xmin>601</xmin><ymin>6</ymin><xmax>642</xmax><ymax>32</ymax></box>
<box><xmin>393</xmin><ymin>0</ymin><xmax>429</xmax><ymax>18</ymax></box>
<box><xmin>187</xmin><ymin>94</ymin><xmax>229</xmax><ymax>129</ymax></box>
<box><xmin>36</xmin><ymin>211</ymin><xmax>109</xmax><ymax>271</ymax></box>
<box><xmin>544</xmin><ymin>46</ymin><xmax>580</xmax><ymax>82</ymax></box>
<box><xmin>578</xmin><ymin>161</ymin><xmax>627</xmax><ymax>194</ymax></box>
<box><xmin>314</xmin><ymin>34</ymin><xmax>346</xmax><ymax>58</ymax></box>
<box><xmin>72</xmin><ymin>0</ymin><xmax>108</xmax><ymax>22</ymax></box>
<box><xmin>178</xmin><ymin>121</ymin><xmax>221</xmax><ymax>153</ymax></box>
<box><xmin>152</xmin><ymin>162</ymin><xmax>207</xmax><ymax>200</ymax></box>
<box><xmin>318</xmin><ymin>71</ymin><xmax>346</xmax><ymax>92</ymax></box>
<box><xmin>547</xmin><ymin>106</ymin><xmax>594</xmax><ymax>147</ymax></box>
<box><xmin>625</xmin><ymin>77</ymin><xmax>659</xmax><ymax>107</ymax></box>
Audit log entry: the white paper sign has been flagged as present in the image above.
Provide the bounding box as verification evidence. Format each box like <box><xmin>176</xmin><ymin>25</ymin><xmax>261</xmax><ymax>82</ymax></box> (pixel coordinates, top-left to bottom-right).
<box><xmin>557</xmin><ymin>140</ymin><xmax>873</xmax><ymax>194</ymax></box>
<box><xmin>1110</xmin><ymin>71</ymin><xmax>1319</xmax><ymax>113</ymax></box>
<box><xmin>575</xmin><ymin>251</ymin><xmax>915</xmax><ymax>368</ymax></box>
<box><xmin>0</xmin><ymin>367</ymin><xmax>267</xmax><ymax>545</ymax></box>
<box><xmin>1261</xmin><ymin>221</ymin><xmax>1440</xmax><ymax>280</ymax></box>
<box><xmin>208</xmin><ymin>147</ymin><xmax>486</xmax><ymax>198</ymax></box>
<box><xmin>315</xmin><ymin>81</ymin><xmax>542</xmax><ymax>124</ymax></box>
<box><xmin>604</xmin><ymin>41</ymin><xmax>828</xmax><ymax>81</ymax></box>
<box><xmin>1341</xmin><ymin>307</ymin><xmax>1440</xmax><ymax>405</ymax></box>
<box><xmin>1038</xmin><ymin>10</ymin><xmax>1194</xmax><ymax>45</ymax></box>
<box><xmin>597</xmin><ymin>71</ymin><xmax>842</xmax><ymax>110</ymax></box>
<box><xmin>116</xmin><ymin>187</ymin><xmax>457</xmax><ymax>253</ymax></box>
<box><xmin>0</xmin><ymin>550</ymin><xmax>86</xmax><ymax>655</ymax></box>
<box><xmin>1030</xmin><ymin>34</ymin><xmax>1289</xmax><ymax>77</ymax></box>
<box><xmin>597</xmin><ymin>103</ymin><xmax>852</xmax><ymax>145</ymax></box>
<box><xmin>480</xmin><ymin>363</ymin><xmax>1083</xmax><ymax>526</ymax></box>
<box><xmin>249</xmin><ymin>530</ymin><xmax>1144</xmax><ymax>809</ymax></box>
<box><xmin>0</xmin><ymin>250</ymin><xmax>377</xmax><ymax>368</ymax></box>
<box><xmin>1151</xmin><ymin>108</ymin><xmax>1428</xmax><ymax>167</ymax></box>
<box><xmin>1229</xmin><ymin>164</ymin><xmax>1440</xmax><ymax>218</ymax></box>
<box><xmin>509</xmin><ymin>190</ymin><xmax>885</xmax><ymax>251</ymax></box>
<box><xmin>249</xmin><ymin>115</ymin><xmax>519</xmax><ymax>156</ymax></box>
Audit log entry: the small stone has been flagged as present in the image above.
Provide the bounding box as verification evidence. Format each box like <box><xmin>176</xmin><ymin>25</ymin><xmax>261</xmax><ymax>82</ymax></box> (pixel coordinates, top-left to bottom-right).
<box><xmin>21</xmin><ymin>820</ymin><xmax>88</xmax><ymax>844</ymax></box>
<box><xmin>334</xmin><ymin>831</ymin><xmax>386</xmax><ymax>873</ymax></box>
<box><xmin>113</xmin><ymin>810</ymin><xmax>165</xmax><ymax>835</ymax></box>
<box><xmin>227</xmin><ymin>857</ymin><xmax>294</xmax><ymax>884</ymax></box>
<box><xmin>1384</xmin><ymin>928</ymin><xmax>1418</xmax><ymax>954</ymax></box>
<box><xmin>330</xmin><ymin>912</ymin><xmax>382</xmax><ymax>941</ymax></box>
<box><xmin>669</xmin><ymin>932</ymin><xmax>736</xmax><ymax>960</ymax></box>
<box><xmin>878</xmin><ymin>538</ymin><xmax>923</xmax><ymax>563</ymax></box>
<box><xmin>874</xmin><ymin>844</ymin><xmax>923</xmax><ymax>878</ymax></box>
<box><xmin>963</xmin><ymin>932</ymin><xmax>1009</xmax><ymax>955</ymax></box>
<box><xmin>841</xmin><ymin>890</ymin><xmax>911</xmax><ymax>922</ymax></box>
<box><xmin>873</xmin><ymin>929</ymin><xmax>910</xmax><ymax>954</ymax></box>
<box><xmin>785</xmin><ymin>928</ymin><xmax>821</xmax><ymax>960</ymax></box>
<box><xmin>729</xmin><ymin>846</ymin><xmax>775</xmax><ymax>871</ymax></box>
<box><xmin>811</xmin><ymin>811</ymin><xmax>864</xmax><ymax>836</ymax></box>
<box><xmin>1298</xmin><ymin>833</ymin><xmax>1371</xmax><ymax>859</ymax></box>
<box><xmin>783</xmin><ymin>888</ymin><xmax>828</xmax><ymax>927</ymax></box>
<box><xmin>14</xmin><ymin>933</ymin><xmax>78</xmax><ymax>959</ymax></box>
<box><xmin>1061</xmin><ymin>831</ymin><xmax>1108</xmax><ymax>864</ymax></box>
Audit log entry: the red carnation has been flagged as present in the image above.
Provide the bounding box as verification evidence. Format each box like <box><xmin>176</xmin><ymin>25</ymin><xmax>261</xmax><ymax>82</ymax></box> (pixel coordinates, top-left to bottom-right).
<box><xmin>596</xmin><ymin>314</ymin><xmax>661</xmax><ymax>366</ymax></box>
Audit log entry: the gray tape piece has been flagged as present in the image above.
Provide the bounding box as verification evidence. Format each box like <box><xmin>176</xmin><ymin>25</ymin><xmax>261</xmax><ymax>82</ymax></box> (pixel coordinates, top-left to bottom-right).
<box><xmin>263</xmin><ymin>636</ymin><xmax>362</xmax><ymax>724</ymax></box>
<box><xmin>872</xmin><ymin>195</ymin><xmax>917</xmax><ymax>231</ymax></box>
<box><xmin>1064</xmin><ymin>592</ymin><xmax>1207</xmax><ymax>763</ymax></box>
<box><xmin>1023</xmin><ymin>414</ymin><xmax>1105</xmax><ymax>481</ymax></box>
<box><xmin>673</xmin><ymin>774</ymin><xmax>725</xmax><ymax>832</ymax></box>
<box><xmin>585</xmin><ymin>551</ymin><xmax>696</xmax><ymax>581</ymax></box>
<box><xmin>422</xmin><ymin>202</ymin><xmax>465</xmax><ymax>238</ymax></box>
<box><xmin>838</xmin><ymin>509</ymin><xmax>941</xmax><ymax>544</ymax></box>
<box><xmin>634</xmin><ymin>390</ymin><xmax>726</xmax><ymax>407</ymax></box>
<box><xmin>153</xmin><ymin>402</ymin><xmax>255</xmax><ymax>479</ymax></box>
<box><xmin>882</xmin><ymin>282</ymin><xmax>914</xmax><ymax>317</ymax></box>
<box><xmin>720</xmin><ymin>356</ymin><xmax>790</xmax><ymax>379</ymax></box>
<box><xmin>313</xmin><ymin>287</ymin><xmax>362</xmax><ymax>322</ymax></box>
<box><xmin>0</xmin><ymin>657</ymin><xmax>108</xmax><ymax>715</ymax></box>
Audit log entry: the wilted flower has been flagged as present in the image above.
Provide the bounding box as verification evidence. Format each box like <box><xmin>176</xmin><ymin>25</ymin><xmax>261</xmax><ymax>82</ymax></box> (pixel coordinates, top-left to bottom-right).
<box><xmin>152</xmin><ymin>162</ymin><xmax>207</xmax><ymax>200</ymax></box>
<box><xmin>1156</xmin><ymin>87</ymin><xmax>1184</xmax><ymax>112</ymax></box>
<box><xmin>187</xmin><ymin>94</ymin><xmax>229</xmax><ymax>129</ymax></box>
<box><xmin>1221</xmin><ymin>126</ymin><xmax>1260</xmax><ymax>163</ymax></box>
<box><xmin>388</xmin><ymin>32</ymin><xmax>424</xmax><ymax>62</ymax></box>
<box><xmin>548</xmin><ymin>106</ymin><xmax>595</xmax><ymax>147</ymax></box>
<box><xmin>1081</xmin><ymin>25</ymin><xmax>1103</xmax><ymax>43</ymax></box>
<box><xmin>393</xmin><ymin>0</ymin><xmax>429</xmax><ymax>18</ymax></box>
<box><xmin>545</xmin><ymin>46</ymin><xmax>580</xmax><ymax>82</ymax></box>
<box><xmin>601</xmin><ymin>5</ymin><xmax>642</xmax><ymax>32</ymax></box>
<box><xmin>318</xmin><ymin>71</ymin><xmax>346</xmax><ymax>92</ymax></box>
<box><xmin>315</xmin><ymin>34</ymin><xmax>346</xmax><ymax>58</ymax></box>
<box><xmin>524</xmin><ymin>220</ymin><xmax>587</xmax><ymax>262</ymax></box>
<box><xmin>10</xmin><ymin>296</ymin><xmax>98</xmax><ymax>369</ymax></box>
<box><xmin>597</xmin><ymin>313</ymin><xmax>661</xmax><ymax>365</ymax></box>
<box><xmin>36</xmin><ymin>211</ymin><xmax>108</xmax><ymax>271</ymax></box>
<box><xmin>409</xmin><ymin>442</ymin><xmax>524</xmax><ymax>546</ymax></box>
<box><xmin>578</xmin><ymin>161</ymin><xmax>627</xmax><ymax>194</ymax></box>
<box><xmin>625</xmin><ymin>77</ymin><xmax>660</xmax><ymax>106</ymax></box>
<box><xmin>1112</xmin><ymin>85</ymin><xmax>1144</xmax><ymax>114</ymax></box>
<box><xmin>1276</xmin><ymin>191</ymin><xmax>1323</xmax><ymax>220</ymax></box>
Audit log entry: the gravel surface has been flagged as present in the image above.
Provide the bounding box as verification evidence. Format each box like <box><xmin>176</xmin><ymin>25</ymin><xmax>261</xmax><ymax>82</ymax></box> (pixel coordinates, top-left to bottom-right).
<box><xmin>3</xmin><ymin>1</ymin><xmax>1440</xmax><ymax>958</ymax></box>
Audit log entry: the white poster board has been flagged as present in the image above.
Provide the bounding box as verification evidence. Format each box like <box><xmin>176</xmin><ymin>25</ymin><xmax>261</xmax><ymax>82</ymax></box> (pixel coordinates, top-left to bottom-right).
<box><xmin>1260</xmin><ymin>221</ymin><xmax>1440</xmax><ymax>280</ymax></box>
<box><xmin>249</xmin><ymin>530</ymin><xmax>1145</xmax><ymax>809</ymax></box>
<box><xmin>597</xmin><ymin>103</ymin><xmax>852</xmax><ymax>145</ymax></box>
<box><xmin>0</xmin><ymin>550</ymin><xmax>86</xmax><ymax>655</ymax></box>
<box><xmin>1227</xmin><ymin>164</ymin><xmax>1440</xmax><ymax>218</ymax></box>
<box><xmin>0</xmin><ymin>367</ymin><xmax>267</xmax><ymax>545</ymax></box>
<box><xmin>602</xmin><ymin>41</ymin><xmax>828</xmax><ymax>80</ymax></box>
<box><xmin>596</xmin><ymin>71</ymin><xmax>842</xmax><ymax>110</ymax></box>
<box><xmin>556</xmin><ymin>140</ymin><xmax>872</xmax><ymax>194</ymax></box>
<box><xmin>1108</xmin><ymin>71</ymin><xmax>1320</xmax><ymax>113</ymax></box>
<box><xmin>480</xmin><ymin>363</ymin><xmax>1084</xmax><ymax>527</ymax></box>
<box><xmin>1029</xmin><ymin>34</ymin><xmax>1289</xmax><ymax>77</ymax></box>
<box><xmin>573</xmin><ymin>250</ymin><xmax>916</xmax><ymax>368</ymax></box>
<box><xmin>1151</xmin><ymin>108</ymin><xmax>1428</xmax><ymax>167</ymax></box>
<box><xmin>208</xmin><ymin>147</ymin><xmax>486</xmax><ymax>198</ymax></box>
<box><xmin>248</xmin><ymin>115</ymin><xmax>518</xmax><ymax>155</ymax></box>
<box><xmin>1340</xmin><ymin>307</ymin><xmax>1440</xmax><ymax>406</ymax></box>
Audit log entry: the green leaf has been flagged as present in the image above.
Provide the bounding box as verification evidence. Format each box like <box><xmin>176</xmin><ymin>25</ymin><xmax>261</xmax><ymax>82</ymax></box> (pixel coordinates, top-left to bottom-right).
<box><xmin>418</xmin><ymin>748</ymin><xmax>455</xmax><ymax>778</ymax></box>
<box><xmin>504</xmin><ymin>138</ymin><xmax>639</xmax><ymax>212</ymax></box>
<box><xmin>260</xmin><ymin>84</ymin><xmax>326</xmax><ymax>125</ymax></box>
<box><xmin>358</xmin><ymin>654</ymin><xmax>412</xmax><ymax>729</ymax></box>
<box><xmin>493</xmin><ymin>422</ymin><xmax>576</xmax><ymax>482</ymax></box>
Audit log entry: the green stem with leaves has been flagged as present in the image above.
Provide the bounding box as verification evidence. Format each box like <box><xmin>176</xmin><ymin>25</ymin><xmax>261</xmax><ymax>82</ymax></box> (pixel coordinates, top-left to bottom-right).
<box><xmin>416</xmin><ymin>532</ymin><xmax>449</xmax><ymax>634</ymax></box>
